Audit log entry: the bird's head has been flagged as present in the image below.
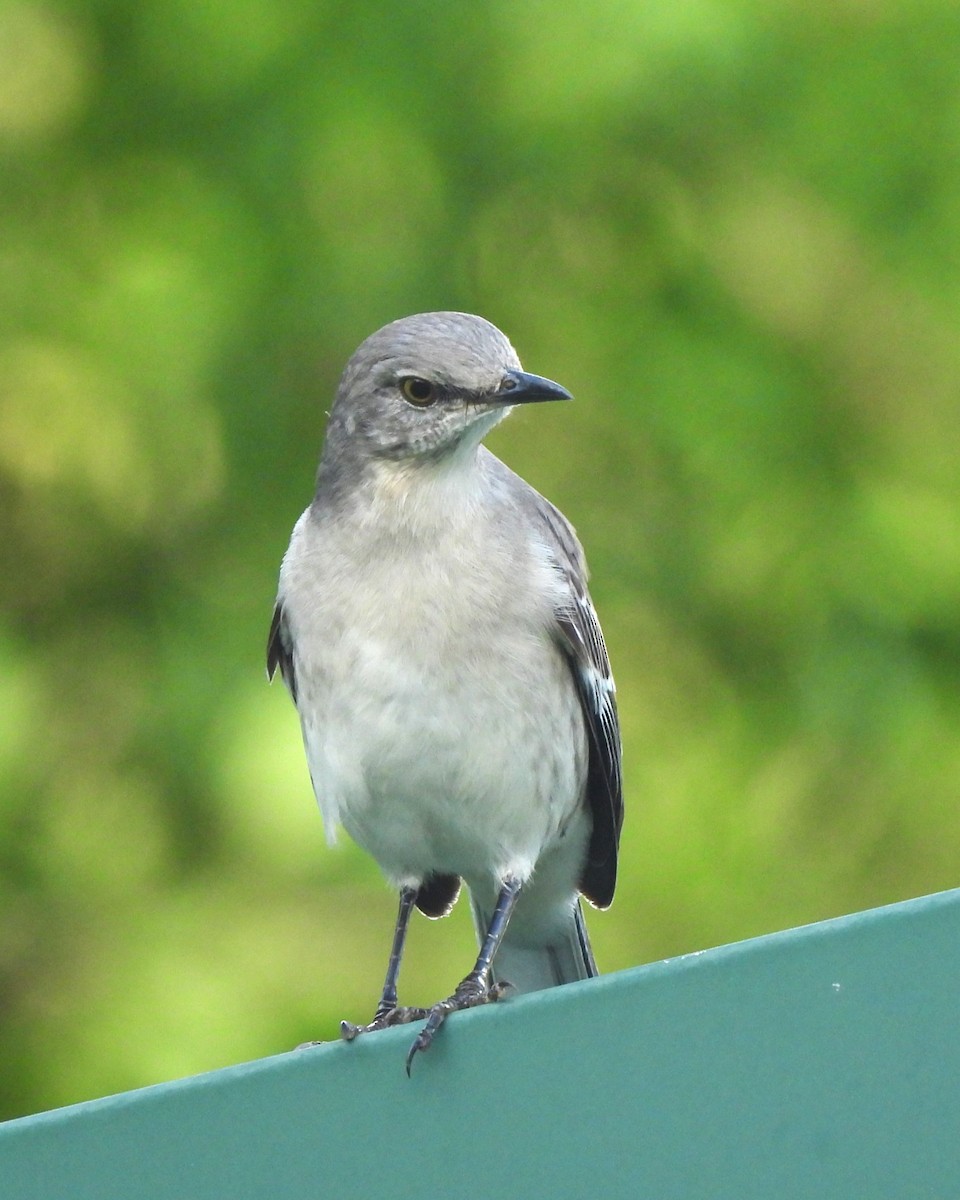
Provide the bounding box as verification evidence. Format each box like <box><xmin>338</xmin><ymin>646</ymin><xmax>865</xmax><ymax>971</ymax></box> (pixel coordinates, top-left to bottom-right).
<box><xmin>322</xmin><ymin>312</ymin><xmax>572</xmax><ymax>471</ymax></box>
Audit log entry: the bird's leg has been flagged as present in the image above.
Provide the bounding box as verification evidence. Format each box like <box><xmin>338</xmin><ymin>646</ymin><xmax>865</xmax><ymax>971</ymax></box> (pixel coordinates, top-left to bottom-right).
<box><xmin>341</xmin><ymin>885</ymin><xmax>428</xmax><ymax>1040</ymax></box>
<box><xmin>371</xmin><ymin>884</ymin><xmax>417</xmax><ymax>1020</ymax></box>
<box><xmin>405</xmin><ymin>876</ymin><xmax>522</xmax><ymax>1074</ymax></box>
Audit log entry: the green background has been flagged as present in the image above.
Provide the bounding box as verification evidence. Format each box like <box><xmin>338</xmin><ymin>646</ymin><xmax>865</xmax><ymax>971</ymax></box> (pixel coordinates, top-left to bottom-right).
<box><xmin>2</xmin><ymin>0</ymin><xmax>959</xmax><ymax>1120</ymax></box>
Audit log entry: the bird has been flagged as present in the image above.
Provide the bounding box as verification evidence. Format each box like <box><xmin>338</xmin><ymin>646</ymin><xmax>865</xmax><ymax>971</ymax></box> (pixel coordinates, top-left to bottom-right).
<box><xmin>267</xmin><ymin>311</ymin><xmax>622</xmax><ymax>1072</ymax></box>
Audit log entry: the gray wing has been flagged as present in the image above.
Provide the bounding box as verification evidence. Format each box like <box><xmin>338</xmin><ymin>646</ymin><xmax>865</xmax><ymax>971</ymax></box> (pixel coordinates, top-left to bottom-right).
<box><xmin>266</xmin><ymin>601</ymin><xmax>297</xmax><ymax>702</ymax></box>
<box><xmin>533</xmin><ymin>495</ymin><xmax>623</xmax><ymax>910</ymax></box>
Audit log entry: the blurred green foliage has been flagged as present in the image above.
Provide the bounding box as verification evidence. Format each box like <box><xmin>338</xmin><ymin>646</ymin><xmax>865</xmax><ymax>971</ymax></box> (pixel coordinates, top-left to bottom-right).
<box><xmin>2</xmin><ymin>0</ymin><xmax>959</xmax><ymax>1120</ymax></box>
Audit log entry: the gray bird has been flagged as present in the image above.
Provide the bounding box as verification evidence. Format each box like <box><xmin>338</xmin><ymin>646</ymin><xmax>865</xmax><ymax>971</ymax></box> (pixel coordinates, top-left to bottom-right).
<box><xmin>267</xmin><ymin>312</ymin><xmax>622</xmax><ymax>1071</ymax></box>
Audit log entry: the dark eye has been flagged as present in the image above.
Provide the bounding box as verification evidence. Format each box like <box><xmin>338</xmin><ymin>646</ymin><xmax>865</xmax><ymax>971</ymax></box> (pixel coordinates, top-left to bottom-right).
<box><xmin>400</xmin><ymin>377</ymin><xmax>437</xmax><ymax>407</ymax></box>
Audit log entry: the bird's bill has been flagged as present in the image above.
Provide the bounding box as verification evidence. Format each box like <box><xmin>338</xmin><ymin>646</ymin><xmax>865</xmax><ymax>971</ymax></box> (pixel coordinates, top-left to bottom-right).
<box><xmin>490</xmin><ymin>369</ymin><xmax>573</xmax><ymax>406</ymax></box>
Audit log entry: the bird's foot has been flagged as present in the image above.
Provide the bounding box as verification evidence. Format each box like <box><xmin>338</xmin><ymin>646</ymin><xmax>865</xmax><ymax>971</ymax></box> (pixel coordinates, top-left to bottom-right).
<box><xmin>405</xmin><ymin>977</ymin><xmax>511</xmax><ymax>1075</ymax></box>
<box><xmin>340</xmin><ymin>1004</ymin><xmax>430</xmax><ymax>1042</ymax></box>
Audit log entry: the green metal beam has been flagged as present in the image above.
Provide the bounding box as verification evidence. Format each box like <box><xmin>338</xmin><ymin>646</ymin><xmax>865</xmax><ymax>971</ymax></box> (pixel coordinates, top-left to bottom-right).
<box><xmin>2</xmin><ymin>888</ymin><xmax>958</xmax><ymax>1199</ymax></box>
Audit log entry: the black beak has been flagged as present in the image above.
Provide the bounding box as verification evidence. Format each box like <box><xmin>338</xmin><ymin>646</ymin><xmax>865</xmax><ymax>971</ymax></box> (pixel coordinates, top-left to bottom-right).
<box><xmin>490</xmin><ymin>369</ymin><xmax>573</xmax><ymax>406</ymax></box>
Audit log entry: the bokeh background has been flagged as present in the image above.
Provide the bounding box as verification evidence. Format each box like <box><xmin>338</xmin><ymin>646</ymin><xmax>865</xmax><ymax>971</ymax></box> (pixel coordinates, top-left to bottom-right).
<box><xmin>2</xmin><ymin>0</ymin><xmax>960</xmax><ymax>1121</ymax></box>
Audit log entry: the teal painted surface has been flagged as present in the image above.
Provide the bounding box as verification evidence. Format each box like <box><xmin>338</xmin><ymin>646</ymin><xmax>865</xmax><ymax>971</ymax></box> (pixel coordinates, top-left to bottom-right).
<box><xmin>2</xmin><ymin>889</ymin><xmax>958</xmax><ymax>1200</ymax></box>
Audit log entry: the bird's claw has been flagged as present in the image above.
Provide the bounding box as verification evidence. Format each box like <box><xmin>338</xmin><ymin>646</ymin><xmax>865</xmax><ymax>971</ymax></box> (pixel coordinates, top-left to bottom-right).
<box><xmin>404</xmin><ymin>979</ymin><xmax>511</xmax><ymax>1075</ymax></box>
<box><xmin>339</xmin><ymin>1004</ymin><xmax>430</xmax><ymax>1042</ymax></box>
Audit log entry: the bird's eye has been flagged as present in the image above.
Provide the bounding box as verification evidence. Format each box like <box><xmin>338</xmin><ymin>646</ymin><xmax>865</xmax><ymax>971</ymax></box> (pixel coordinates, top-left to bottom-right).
<box><xmin>400</xmin><ymin>377</ymin><xmax>437</xmax><ymax>407</ymax></box>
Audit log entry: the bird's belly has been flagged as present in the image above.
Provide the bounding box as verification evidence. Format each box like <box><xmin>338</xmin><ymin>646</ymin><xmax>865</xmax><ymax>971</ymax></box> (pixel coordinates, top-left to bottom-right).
<box><xmin>300</xmin><ymin>629</ymin><xmax>586</xmax><ymax>887</ymax></box>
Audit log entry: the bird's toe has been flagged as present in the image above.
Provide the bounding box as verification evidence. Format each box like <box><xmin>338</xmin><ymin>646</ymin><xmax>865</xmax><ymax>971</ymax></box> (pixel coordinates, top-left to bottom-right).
<box><xmin>340</xmin><ymin>1004</ymin><xmax>430</xmax><ymax>1042</ymax></box>
<box><xmin>404</xmin><ymin>978</ymin><xmax>511</xmax><ymax>1073</ymax></box>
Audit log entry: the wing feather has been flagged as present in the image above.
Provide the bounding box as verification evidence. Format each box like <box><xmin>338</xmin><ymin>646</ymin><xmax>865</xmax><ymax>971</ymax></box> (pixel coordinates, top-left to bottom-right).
<box><xmin>266</xmin><ymin>601</ymin><xmax>298</xmax><ymax>702</ymax></box>
<box><xmin>533</xmin><ymin>498</ymin><xmax>623</xmax><ymax>909</ymax></box>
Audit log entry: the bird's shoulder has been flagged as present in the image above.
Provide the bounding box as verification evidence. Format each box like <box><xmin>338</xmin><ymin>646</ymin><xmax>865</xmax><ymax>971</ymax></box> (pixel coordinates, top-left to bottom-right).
<box><xmin>478</xmin><ymin>447</ymin><xmax>584</xmax><ymax>554</ymax></box>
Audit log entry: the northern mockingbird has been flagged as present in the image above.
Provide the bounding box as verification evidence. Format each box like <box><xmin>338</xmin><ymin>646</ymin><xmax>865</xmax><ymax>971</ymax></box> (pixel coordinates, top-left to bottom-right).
<box><xmin>268</xmin><ymin>312</ymin><xmax>623</xmax><ymax>1071</ymax></box>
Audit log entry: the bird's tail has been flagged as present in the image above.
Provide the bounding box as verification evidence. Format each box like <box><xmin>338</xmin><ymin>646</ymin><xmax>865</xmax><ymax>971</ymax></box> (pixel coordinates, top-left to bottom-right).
<box><xmin>470</xmin><ymin>895</ymin><xmax>598</xmax><ymax>994</ymax></box>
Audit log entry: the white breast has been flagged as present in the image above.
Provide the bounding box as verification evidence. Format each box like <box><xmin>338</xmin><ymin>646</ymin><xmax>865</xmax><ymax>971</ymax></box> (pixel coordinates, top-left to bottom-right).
<box><xmin>279</xmin><ymin>475</ymin><xmax>588</xmax><ymax>892</ymax></box>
